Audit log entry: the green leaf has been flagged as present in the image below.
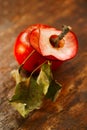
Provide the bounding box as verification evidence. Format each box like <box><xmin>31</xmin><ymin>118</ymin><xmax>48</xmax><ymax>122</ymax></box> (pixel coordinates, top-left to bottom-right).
<box><xmin>46</xmin><ymin>80</ymin><xmax>62</xmax><ymax>101</ymax></box>
<box><xmin>11</xmin><ymin>69</ymin><xmax>26</xmax><ymax>84</ymax></box>
<box><xmin>10</xmin><ymin>78</ymin><xmax>30</xmax><ymax>102</ymax></box>
<box><xmin>9</xmin><ymin>62</ymin><xmax>62</xmax><ymax>117</ymax></box>
<box><xmin>10</xmin><ymin>77</ymin><xmax>44</xmax><ymax>117</ymax></box>
<box><xmin>37</xmin><ymin>62</ymin><xmax>53</xmax><ymax>95</ymax></box>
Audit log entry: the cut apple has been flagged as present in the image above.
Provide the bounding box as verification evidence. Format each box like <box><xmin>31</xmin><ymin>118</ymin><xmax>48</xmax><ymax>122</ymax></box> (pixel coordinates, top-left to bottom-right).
<box><xmin>29</xmin><ymin>25</ymin><xmax>78</xmax><ymax>61</ymax></box>
<box><xmin>14</xmin><ymin>24</ymin><xmax>78</xmax><ymax>73</ymax></box>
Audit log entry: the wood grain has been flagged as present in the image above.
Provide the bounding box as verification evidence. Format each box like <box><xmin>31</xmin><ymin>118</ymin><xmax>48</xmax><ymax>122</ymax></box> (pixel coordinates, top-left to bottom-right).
<box><xmin>0</xmin><ymin>0</ymin><xmax>87</xmax><ymax>130</ymax></box>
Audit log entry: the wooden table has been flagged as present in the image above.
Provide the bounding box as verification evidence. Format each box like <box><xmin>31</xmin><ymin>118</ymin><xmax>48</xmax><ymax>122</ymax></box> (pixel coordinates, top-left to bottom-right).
<box><xmin>0</xmin><ymin>0</ymin><xmax>87</xmax><ymax>130</ymax></box>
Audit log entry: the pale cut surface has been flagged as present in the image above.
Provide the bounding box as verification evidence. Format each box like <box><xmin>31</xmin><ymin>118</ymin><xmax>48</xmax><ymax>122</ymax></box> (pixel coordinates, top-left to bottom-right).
<box><xmin>39</xmin><ymin>28</ymin><xmax>78</xmax><ymax>60</ymax></box>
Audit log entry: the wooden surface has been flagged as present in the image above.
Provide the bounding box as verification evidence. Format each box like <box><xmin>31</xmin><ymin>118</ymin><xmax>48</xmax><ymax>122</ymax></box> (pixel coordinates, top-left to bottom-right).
<box><xmin>0</xmin><ymin>0</ymin><xmax>87</xmax><ymax>130</ymax></box>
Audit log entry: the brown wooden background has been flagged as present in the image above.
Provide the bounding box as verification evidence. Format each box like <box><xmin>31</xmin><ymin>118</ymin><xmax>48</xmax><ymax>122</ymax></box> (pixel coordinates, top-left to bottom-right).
<box><xmin>0</xmin><ymin>0</ymin><xmax>87</xmax><ymax>130</ymax></box>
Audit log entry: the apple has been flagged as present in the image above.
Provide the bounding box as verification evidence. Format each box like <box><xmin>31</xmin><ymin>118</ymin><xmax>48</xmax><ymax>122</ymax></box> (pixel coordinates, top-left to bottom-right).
<box><xmin>14</xmin><ymin>24</ymin><xmax>78</xmax><ymax>73</ymax></box>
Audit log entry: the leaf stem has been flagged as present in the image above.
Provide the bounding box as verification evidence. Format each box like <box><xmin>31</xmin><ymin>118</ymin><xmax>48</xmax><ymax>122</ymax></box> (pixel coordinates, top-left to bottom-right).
<box><xmin>30</xmin><ymin>60</ymin><xmax>48</xmax><ymax>77</ymax></box>
<box><xmin>19</xmin><ymin>50</ymin><xmax>36</xmax><ymax>73</ymax></box>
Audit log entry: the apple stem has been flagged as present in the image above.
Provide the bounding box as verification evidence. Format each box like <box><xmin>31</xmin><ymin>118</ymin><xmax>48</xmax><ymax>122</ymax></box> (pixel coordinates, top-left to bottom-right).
<box><xmin>19</xmin><ymin>50</ymin><xmax>36</xmax><ymax>73</ymax></box>
<box><xmin>50</xmin><ymin>25</ymin><xmax>72</xmax><ymax>47</ymax></box>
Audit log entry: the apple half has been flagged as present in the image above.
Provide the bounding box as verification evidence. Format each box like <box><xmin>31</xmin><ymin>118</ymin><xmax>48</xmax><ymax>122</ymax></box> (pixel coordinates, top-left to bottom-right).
<box><xmin>29</xmin><ymin>24</ymin><xmax>78</xmax><ymax>61</ymax></box>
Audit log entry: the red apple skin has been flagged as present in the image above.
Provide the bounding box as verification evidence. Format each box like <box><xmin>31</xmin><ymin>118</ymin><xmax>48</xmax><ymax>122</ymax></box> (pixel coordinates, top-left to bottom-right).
<box><xmin>14</xmin><ymin>28</ymin><xmax>62</xmax><ymax>73</ymax></box>
<box><xmin>14</xmin><ymin>31</ymin><xmax>46</xmax><ymax>72</ymax></box>
<box><xmin>51</xmin><ymin>60</ymin><xmax>63</xmax><ymax>70</ymax></box>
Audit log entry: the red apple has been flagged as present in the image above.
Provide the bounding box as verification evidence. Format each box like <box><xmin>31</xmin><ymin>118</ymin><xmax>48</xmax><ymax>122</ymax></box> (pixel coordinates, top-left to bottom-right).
<box><xmin>14</xmin><ymin>24</ymin><xmax>78</xmax><ymax>73</ymax></box>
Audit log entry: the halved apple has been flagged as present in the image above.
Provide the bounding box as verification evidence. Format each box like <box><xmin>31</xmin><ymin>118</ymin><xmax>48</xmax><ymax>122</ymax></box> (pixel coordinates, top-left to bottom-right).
<box><xmin>29</xmin><ymin>24</ymin><xmax>78</xmax><ymax>61</ymax></box>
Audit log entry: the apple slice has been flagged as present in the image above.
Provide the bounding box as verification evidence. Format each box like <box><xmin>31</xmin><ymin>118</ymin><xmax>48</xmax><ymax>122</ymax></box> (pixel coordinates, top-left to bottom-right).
<box><xmin>29</xmin><ymin>25</ymin><xmax>78</xmax><ymax>61</ymax></box>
